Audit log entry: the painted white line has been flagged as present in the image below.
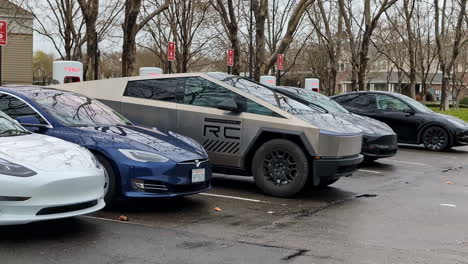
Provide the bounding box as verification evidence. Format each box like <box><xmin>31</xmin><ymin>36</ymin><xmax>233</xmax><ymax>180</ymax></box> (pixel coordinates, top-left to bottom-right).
<box><xmin>358</xmin><ymin>169</ymin><xmax>382</xmax><ymax>174</ymax></box>
<box><xmin>398</xmin><ymin>149</ymin><xmax>458</xmax><ymax>159</ymax></box>
<box><xmin>440</xmin><ymin>204</ymin><xmax>457</xmax><ymax>208</ymax></box>
<box><xmin>199</xmin><ymin>193</ymin><xmax>271</xmax><ymax>203</ymax></box>
<box><xmin>388</xmin><ymin>159</ymin><xmax>428</xmax><ymax>166</ymax></box>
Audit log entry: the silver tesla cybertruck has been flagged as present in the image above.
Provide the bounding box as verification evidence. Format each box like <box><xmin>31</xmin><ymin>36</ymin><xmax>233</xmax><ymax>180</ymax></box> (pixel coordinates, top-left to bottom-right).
<box><xmin>54</xmin><ymin>73</ymin><xmax>364</xmax><ymax>197</ymax></box>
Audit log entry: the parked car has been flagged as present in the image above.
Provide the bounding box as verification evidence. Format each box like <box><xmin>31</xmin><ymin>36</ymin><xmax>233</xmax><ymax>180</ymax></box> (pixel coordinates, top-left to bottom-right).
<box><xmin>270</xmin><ymin>86</ymin><xmax>397</xmax><ymax>161</ymax></box>
<box><xmin>331</xmin><ymin>91</ymin><xmax>468</xmax><ymax>151</ymax></box>
<box><xmin>0</xmin><ymin>110</ymin><xmax>105</xmax><ymax>225</ymax></box>
<box><xmin>53</xmin><ymin>73</ymin><xmax>364</xmax><ymax>197</ymax></box>
<box><xmin>0</xmin><ymin>87</ymin><xmax>212</xmax><ymax>205</ymax></box>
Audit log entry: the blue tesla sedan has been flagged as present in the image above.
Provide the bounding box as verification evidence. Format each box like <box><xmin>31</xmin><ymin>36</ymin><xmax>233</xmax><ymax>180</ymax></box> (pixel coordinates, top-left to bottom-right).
<box><xmin>0</xmin><ymin>86</ymin><xmax>211</xmax><ymax>205</ymax></box>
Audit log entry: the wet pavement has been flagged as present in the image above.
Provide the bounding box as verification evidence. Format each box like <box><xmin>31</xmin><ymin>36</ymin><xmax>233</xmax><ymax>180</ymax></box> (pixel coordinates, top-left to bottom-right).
<box><xmin>1</xmin><ymin>145</ymin><xmax>468</xmax><ymax>263</ymax></box>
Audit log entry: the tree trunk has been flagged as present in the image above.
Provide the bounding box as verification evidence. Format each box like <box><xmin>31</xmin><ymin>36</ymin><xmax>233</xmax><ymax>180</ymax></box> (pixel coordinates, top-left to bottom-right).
<box><xmin>122</xmin><ymin>0</ymin><xmax>169</xmax><ymax>77</ymax></box>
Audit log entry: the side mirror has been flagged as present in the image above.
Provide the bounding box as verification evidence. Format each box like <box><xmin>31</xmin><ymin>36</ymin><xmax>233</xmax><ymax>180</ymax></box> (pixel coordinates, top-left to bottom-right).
<box><xmin>16</xmin><ymin>115</ymin><xmax>48</xmax><ymax>128</ymax></box>
<box><xmin>217</xmin><ymin>98</ymin><xmax>241</xmax><ymax>112</ymax></box>
<box><xmin>403</xmin><ymin>108</ymin><xmax>415</xmax><ymax>115</ymax></box>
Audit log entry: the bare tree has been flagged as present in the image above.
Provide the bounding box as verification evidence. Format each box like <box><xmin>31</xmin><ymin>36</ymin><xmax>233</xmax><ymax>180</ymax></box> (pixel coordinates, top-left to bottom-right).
<box><xmin>77</xmin><ymin>0</ymin><xmax>123</xmax><ymax>80</ymax></box>
<box><xmin>18</xmin><ymin>0</ymin><xmax>85</xmax><ymax>60</ymax></box>
<box><xmin>210</xmin><ymin>0</ymin><xmax>241</xmax><ymax>75</ymax></box>
<box><xmin>434</xmin><ymin>0</ymin><xmax>467</xmax><ymax>111</ymax></box>
<box><xmin>121</xmin><ymin>0</ymin><xmax>170</xmax><ymax>76</ymax></box>
<box><xmin>252</xmin><ymin>0</ymin><xmax>314</xmax><ymax>79</ymax></box>
<box><xmin>141</xmin><ymin>0</ymin><xmax>214</xmax><ymax>73</ymax></box>
<box><xmin>307</xmin><ymin>0</ymin><xmax>343</xmax><ymax>95</ymax></box>
<box><xmin>77</xmin><ymin>0</ymin><xmax>99</xmax><ymax>80</ymax></box>
<box><xmin>338</xmin><ymin>0</ymin><xmax>398</xmax><ymax>91</ymax></box>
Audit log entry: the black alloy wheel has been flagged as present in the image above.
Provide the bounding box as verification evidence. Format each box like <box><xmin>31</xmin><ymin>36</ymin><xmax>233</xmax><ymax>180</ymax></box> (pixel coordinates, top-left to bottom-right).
<box><xmin>422</xmin><ymin>126</ymin><xmax>450</xmax><ymax>151</ymax></box>
<box><xmin>252</xmin><ymin>139</ymin><xmax>309</xmax><ymax>197</ymax></box>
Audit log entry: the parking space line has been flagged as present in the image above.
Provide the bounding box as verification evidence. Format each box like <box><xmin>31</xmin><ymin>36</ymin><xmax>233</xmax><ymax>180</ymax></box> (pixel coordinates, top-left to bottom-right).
<box><xmin>199</xmin><ymin>193</ymin><xmax>274</xmax><ymax>204</ymax></box>
<box><xmin>398</xmin><ymin>150</ymin><xmax>458</xmax><ymax>159</ymax></box>
<box><xmin>358</xmin><ymin>169</ymin><xmax>382</xmax><ymax>174</ymax></box>
<box><xmin>388</xmin><ymin>159</ymin><xmax>428</xmax><ymax>166</ymax></box>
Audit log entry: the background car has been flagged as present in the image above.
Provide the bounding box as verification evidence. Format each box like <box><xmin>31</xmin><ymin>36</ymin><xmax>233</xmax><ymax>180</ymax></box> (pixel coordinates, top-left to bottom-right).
<box><xmin>0</xmin><ymin>110</ymin><xmax>105</xmax><ymax>225</ymax></box>
<box><xmin>270</xmin><ymin>86</ymin><xmax>397</xmax><ymax>161</ymax></box>
<box><xmin>0</xmin><ymin>87</ymin><xmax>212</xmax><ymax>205</ymax></box>
<box><xmin>331</xmin><ymin>91</ymin><xmax>468</xmax><ymax>151</ymax></box>
<box><xmin>53</xmin><ymin>73</ymin><xmax>364</xmax><ymax>197</ymax></box>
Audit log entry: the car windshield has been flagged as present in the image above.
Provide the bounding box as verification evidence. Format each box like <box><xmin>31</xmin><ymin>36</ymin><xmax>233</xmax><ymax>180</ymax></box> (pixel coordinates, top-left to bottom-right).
<box><xmin>393</xmin><ymin>93</ymin><xmax>433</xmax><ymax>113</ymax></box>
<box><xmin>207</xmin><ymin>73</ymin><xmax>317</xmax><ymax>116</ymax></box>
<box><xmin>277</xmin><ymin>87</ymin><xmax>349</xmax><ymax>113</ymax></box>
<box><xmin>0</xmin><ymin>110</ymin><xmax>29</xmax><ymax>137</ymax></box>
<box><xmin>32</xmin><ymin>90</ymin><xmax>132</xmax><ymax>127</ymax></box>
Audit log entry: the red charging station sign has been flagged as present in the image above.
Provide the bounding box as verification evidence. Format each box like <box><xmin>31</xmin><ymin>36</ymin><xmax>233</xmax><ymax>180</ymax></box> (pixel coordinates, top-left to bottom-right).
<box><xmin>167</xmin><ymin>42</ymin><xmax>175</xmax><ymax>61</ymax></box>
<box><xmin>0</xmin><ymin>21</ymin><xmax>8</xmax><ymax>46</ymax></box>
<box><xmin>277</xmin><ymin>54</ymin><xmax>284</xmax><ymax>70</ymax></box>
<box><xmin>227</xmin><ymin>49</ymin><xmax>234</xmax><ymax>66</ymax></box>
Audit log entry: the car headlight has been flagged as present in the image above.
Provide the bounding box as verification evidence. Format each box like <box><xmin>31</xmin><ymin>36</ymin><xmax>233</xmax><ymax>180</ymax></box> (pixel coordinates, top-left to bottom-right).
<box><xmin>0</xmin><ymin>158</ymin><xmax>36</xmax><ymax>177</ymax></box>
<box><xmin>118</xmin><ymin>149</ymin><xmax>169</xmax><ymax>163</ymax></box>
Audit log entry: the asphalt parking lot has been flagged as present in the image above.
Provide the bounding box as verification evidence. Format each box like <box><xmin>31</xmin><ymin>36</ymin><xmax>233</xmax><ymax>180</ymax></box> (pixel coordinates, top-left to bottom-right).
<box><xmin>1</xmin><ymin>145</ymin><xmax>468</xmax><ymax>264</ymax></box>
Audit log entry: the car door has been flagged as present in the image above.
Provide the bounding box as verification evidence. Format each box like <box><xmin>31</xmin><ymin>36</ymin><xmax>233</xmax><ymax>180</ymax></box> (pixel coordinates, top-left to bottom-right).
<box><xmin>176</xmin><ymin>76</ymin><xmax>245</xmax><ymax>167</ymax></box>
<box><xmin>120</xmin><ymin>78</ymin><xmax>182</xmax><ymax>132</ymax></box>
<box><xmin>373</xmin><ymin>94</ymin><xmax>419</xmax><ymax>143</ymax></box>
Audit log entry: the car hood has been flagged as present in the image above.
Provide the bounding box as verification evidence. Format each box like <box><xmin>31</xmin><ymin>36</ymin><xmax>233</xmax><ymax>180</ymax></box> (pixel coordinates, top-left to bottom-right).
<box><xmin>74</xmin><ymin>125</ymin><xmax>207</xmax><ymax>162</ymax></box>
<box><xmin>337</xmin><ymin>113</ymin><xmax>395</xmax><ymax>136</ymax></box>
<box><xmin>292</xmin><ymin>111</ymin><xmax>364</xmax><ymax>135</ymax></box>
<box><xmin>432</xmin><ymin>113</ymin><xmax>468</xmax><ymax>129</ymax></box>
<box><xmin>0</xmin><ymin>133</ymin><xmax>95</xmax><ymax>172</ymax></box>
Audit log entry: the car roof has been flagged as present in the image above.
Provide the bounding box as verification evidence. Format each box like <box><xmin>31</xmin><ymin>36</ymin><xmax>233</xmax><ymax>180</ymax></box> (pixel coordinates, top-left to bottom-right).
<box><xmin>0</xmin><ymin>85</ymin><xmax>69</xmax><ymax>97</ymax></box>
<box><xmin>331</xmin><ymin>91</ymin><xmax>399</xmax><ymax>97</ymax></box>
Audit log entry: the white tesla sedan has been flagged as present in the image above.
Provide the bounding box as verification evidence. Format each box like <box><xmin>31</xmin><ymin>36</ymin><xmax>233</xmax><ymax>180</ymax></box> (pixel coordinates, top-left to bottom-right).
<box><xmin>0</xmin><ymin>111</ymin><xmax>105</xmax><ymax>225</ymax></box>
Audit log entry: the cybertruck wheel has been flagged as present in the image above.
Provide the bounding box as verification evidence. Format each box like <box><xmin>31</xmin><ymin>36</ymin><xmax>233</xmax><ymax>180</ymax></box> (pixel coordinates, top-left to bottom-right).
<box><xmin>252</xmin><ymin>139</ymin><xmax>309</xmax><ymax>197</ymax></box>
<box><xmin>422</xmin><ymin>126</ymin><xmax>450</xmax><ymax>151</ymax></box>
<box><xmin>94</xmin><ymin>153</ymin><xmax>117</xmax><ymax>207</ymax></box>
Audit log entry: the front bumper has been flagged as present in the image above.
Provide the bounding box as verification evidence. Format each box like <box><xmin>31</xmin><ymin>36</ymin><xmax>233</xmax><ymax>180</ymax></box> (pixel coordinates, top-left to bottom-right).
<box><xmin>454</xmin><ymin>129</ymin><xmax>468</xmax><ymax>146</ymax></box>
<box><xmin>362</xmin><ymin>134</ymin><xmax>398</xmax><ymax>159</ymax></box>
<box><xmin>119</xmin><ymin>159</ymin><xmax>212</xmax><ymax>198</ymax></box>
<box><xmin>0</xmin><ymin>169</ymin><xmax>105</xmax><ymax>225</ymax></box>
<box><xmin>312</xmin><ymin>154</ymin><xmax>363</xmax><ymax>186</ymax></box>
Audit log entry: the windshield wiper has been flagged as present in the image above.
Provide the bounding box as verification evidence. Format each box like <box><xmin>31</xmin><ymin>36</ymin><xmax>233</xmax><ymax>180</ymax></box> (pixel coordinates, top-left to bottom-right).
<box><xmin>308</xmin><ymin>103</ymin><xmax>328</xmax><ymax>113</ymax></box>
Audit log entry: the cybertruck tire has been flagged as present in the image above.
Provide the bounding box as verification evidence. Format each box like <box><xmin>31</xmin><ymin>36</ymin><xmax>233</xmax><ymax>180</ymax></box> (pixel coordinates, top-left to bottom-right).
<box><xmin>252</xmin><ymin>139</ymin><xmax>309</xmax><ymax>197</ymax></box>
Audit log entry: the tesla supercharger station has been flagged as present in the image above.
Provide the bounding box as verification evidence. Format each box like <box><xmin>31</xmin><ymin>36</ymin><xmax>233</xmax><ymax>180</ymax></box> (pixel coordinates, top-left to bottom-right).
<box><xmin>260</xmin><ymin>75</ymin><xmax>276</xmax><ymax>86</ymax></box>
<box><xmin>53</xmin><ymin>61</ymin><xmax>83</xmax><ymax>84</ymax></box>
<box><xmin>139</xmin><ymin>67</ymin><xmax>163</xmax><ymax>76</ymax></box>
<box><xmin>305</xmin><ymin>78</ymin><xmax>320</xmax><ymax>92</ymax></box>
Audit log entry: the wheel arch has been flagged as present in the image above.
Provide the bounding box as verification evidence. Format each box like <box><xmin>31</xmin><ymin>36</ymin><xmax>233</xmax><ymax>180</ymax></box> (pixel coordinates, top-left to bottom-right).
<box><xmin>417</xmin><ymin>123</ymin><xmax>453</xmax><ymax>146</ymax></box>
<box><xmin>241</xmin><ymin>128</ymin><xmax>316</xmax><ymax>174</ymax></box>
<box><xmin>87</xmin><ymin>147</ymin><xmax>122</xmax><ymax>194</ymax></box>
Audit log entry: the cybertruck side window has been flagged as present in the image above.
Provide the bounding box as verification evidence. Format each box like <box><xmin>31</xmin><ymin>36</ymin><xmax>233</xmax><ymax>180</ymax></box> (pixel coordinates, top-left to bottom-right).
<box><xmin>0</xmin><ymin>94</ymin><xmax>47</xmax><ymax>124</ymax></box>
<box><xmin>183</xmin><ymin>77</ymin><xmax>279</xmax><ymax>117</ymax></box>
<box><xmin>124</xmin><ymin>78</ymin><xmax>178</xmax><ymax>102</ymax></box>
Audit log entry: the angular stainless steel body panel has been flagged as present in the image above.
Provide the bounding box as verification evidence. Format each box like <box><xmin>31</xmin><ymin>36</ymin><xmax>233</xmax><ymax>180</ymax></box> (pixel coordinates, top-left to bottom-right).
<box><xmin>52</xmin><ymin>73</ymin><xmax>363</xmax><ymax>171</ymax></box>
